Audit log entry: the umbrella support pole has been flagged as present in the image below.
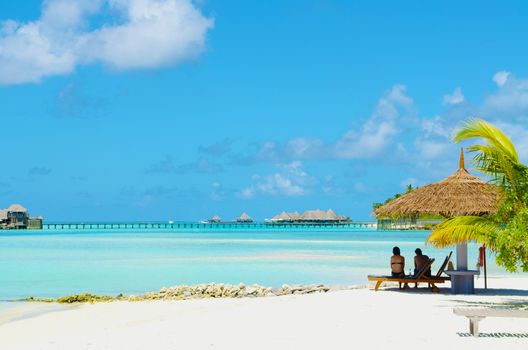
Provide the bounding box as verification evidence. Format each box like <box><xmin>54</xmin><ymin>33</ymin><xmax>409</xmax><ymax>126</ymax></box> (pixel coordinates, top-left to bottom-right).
<box><xmin>447</xmin><ymin>243</ymin><xmax>479</xmax><ymax>294</ymax></box>
<box><xmin>484</xmin><ymin>246</ymin><xmax>487</xmax><ymax>289</ymax></box>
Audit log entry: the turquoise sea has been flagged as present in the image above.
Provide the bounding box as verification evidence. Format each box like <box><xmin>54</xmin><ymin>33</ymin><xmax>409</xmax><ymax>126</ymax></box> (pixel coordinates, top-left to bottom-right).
<box><xmin>0</xmin><ymin>226</ymin><xmax>517</xmax><ymax>301</ymax></box>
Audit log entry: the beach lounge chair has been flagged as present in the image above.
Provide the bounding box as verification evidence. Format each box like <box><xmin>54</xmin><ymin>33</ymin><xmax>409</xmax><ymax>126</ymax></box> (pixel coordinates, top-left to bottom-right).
<box><xmin>368</xmin><ymin>255</ymin><xmax>451</xmax><ymax>292</ymax></box>
<box><xmin>416</xmin><ymin>251</ymin><xmax>453</xmax><ymax>288</ymax></box>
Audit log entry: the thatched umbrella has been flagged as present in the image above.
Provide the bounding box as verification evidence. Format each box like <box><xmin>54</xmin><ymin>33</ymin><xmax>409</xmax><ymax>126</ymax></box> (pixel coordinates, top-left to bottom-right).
<box><xmin>374</xmin><ymin>149</ymin><xmax>500</xmax><ymax>292</ymax></box>
<box><xmin>374</xmin><ymin>151</ymin><xmax>499</xmax><ymax>218</ymax></box>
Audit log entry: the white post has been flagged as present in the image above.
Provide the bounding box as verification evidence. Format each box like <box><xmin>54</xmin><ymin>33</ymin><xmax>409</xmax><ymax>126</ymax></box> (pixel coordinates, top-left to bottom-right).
<box><xmin>457</xmin><ymin>242</ymin><xmax>468</xmax><ymax>271</ymax></box>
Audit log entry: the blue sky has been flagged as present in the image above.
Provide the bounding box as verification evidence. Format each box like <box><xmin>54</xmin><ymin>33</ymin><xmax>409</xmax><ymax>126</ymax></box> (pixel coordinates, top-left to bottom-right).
<box><xmin>2</xmin><ymin>0</ymin><xmax>528</xmax><ymax>222</ymax></box>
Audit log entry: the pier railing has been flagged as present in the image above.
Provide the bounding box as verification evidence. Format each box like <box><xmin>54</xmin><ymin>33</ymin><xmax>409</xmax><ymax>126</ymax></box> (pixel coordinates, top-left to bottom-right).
<box><xmin>41</xmin><ymin>222</ymin><xmax>377</xmax><ymax>230</ymax></box>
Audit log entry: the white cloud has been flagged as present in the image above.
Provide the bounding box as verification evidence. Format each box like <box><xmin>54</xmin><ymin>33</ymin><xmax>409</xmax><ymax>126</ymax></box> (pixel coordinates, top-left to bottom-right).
<box><xmin>482</xmin><ymin>72</ymin><xmax>528</xmax><ymax>119</ymax></box>
<box><xmin>492</xmin><ymin>71</ymin><xmax>511</xmax><ymax>87</ymax></box>
<box><xmin>237</xmin><ymin>187</ymin><xmax>256</xmax><ymax>199</ymax></box>
<box><xmin>332</xmin><ymin>85</ymin><xmax>414</xmax><ymax>159</ymax></box>
<box><xmin>231</xmin><ymin>72</ymin><xmax>528</xmax><ymax>186</ymax></box>
<box><xmin>414</xmin><ymin>138</ymin><xmax>451</xmax><ymax>160</ymax></box>
<box><xmin>0</xmin><ymin>0</ymin><xmax>213</xmax><ymax>85</ymax></box>
<box><xmin>209</xmin><ymin>181</ymin><xmax>224</xmax><ymax>201</ymax></box>
<box><xmin>286</xmin><ymin>138</ymin><xmax>324</xmax><ymax>159</ymax></box>
<box><xmin>421</xmin><ymin>115</ymin><xmax>451</xmax><ymax>138</ymax></box>
<box><xmin>352</xmin><ymin>182</ymin><xmax>367</xmax><ymax>193</ymax></box>
<box><xmin>443</xmin><ymin>87</ymin><xmax>465</xmax><ymax>105</ymax></box>
<box><xmin>239</xmin><ymin>161</ymin><xmax>315</xmax><ymax>198</ymax></box>
<box><xmin>492</xmin><ymin>121</ymin><xmax>528</xmax><ymax>163</ymax></box>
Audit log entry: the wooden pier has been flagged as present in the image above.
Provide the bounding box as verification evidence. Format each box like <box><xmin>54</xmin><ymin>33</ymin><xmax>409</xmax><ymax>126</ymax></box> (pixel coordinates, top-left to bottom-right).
<box><xmin>42</xmin><ymin>222</ymin><xmax>377</xmax><ymax>230</ymax></box>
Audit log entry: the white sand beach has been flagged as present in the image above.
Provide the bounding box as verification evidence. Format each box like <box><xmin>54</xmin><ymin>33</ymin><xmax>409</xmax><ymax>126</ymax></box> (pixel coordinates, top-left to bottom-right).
<box><xmin>1</xmin><ymin>277</ymin><xmax>527</xmax><ymax>350</ymax></box>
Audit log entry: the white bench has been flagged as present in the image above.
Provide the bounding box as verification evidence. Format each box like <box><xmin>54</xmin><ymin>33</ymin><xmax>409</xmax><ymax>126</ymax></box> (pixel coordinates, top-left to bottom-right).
<box><xmin>454</xmin><ymin>308</ymin><xmax>528</xmax><ymax>337</ymax></box>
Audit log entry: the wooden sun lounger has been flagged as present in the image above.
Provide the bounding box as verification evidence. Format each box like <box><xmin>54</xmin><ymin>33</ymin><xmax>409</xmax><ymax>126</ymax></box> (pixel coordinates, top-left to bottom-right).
<box><xmin>454</xmin><ymin>308</ymin><xmax>528</xmax><ymax>337</ymax></box>
<box><xmin>368</xmin><ymin>253</ymin><xmax>452</xmax><ymax>292</ymax></box>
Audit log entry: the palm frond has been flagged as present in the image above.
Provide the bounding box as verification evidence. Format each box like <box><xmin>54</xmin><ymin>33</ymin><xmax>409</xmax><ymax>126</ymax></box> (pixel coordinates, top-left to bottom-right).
<box><xmin>426</xmin><ymin>216</ymin><xmax>501</xmax><ymax>249</ymax></box>
<box><xmin>453</xmin><ymin>118</ymin><xmax>528</xmax><ymax>204</ymax></box>
<box><xmin>454</xmin><ymin>118</ymin><xmax>519</xmax><ymax>163</ymax></box>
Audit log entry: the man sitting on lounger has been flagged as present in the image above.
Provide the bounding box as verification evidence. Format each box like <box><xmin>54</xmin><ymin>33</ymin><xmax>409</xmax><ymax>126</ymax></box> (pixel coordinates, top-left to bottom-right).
<box><xmin>391</xmin><ymin>247</ymin><xmax>408</xmax><ymax>289</ymax></box>
<box><xmin>413</xmin><ymin>248</ymin><xmax>431</xmax><ymax>287</ymax></box>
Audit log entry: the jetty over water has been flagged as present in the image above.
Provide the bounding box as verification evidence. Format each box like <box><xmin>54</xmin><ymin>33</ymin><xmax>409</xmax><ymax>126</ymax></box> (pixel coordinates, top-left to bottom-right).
<box><xmin>42</xmin><ymin>221</ymin><xmax>377</xmax><ymax>230</ymax></box>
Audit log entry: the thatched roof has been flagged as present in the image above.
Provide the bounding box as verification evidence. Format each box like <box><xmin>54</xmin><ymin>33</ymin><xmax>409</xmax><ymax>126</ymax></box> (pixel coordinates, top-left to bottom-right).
<box><xmin>270</xmin><ymin>209</ymin><xmax>349</xmax><ymax>222</ymax></box>
<box><xmin>271</xmin><ymin>211</ymin><xmax>293</xmax><ymax>222</ymax></box>
<box><xmin>300</xmin><ymin>209</ymin><xmax>344</xmax><ymax>221</ymax></box>
<box><xmin>289</xmin><ymin>211</ymin><xmax>301</xmax><ymax>220</ymax></box>
<box><xmin>300</xmin><ymin>209</ymin><xmax>326</xmax><ymax>220</ymax></box>
<box><xmin>7</xmin><ymin>204</ymin><xmax>27</xmax><ymax>213</ymax></box>
<box><xmin>374</xmin><ymin>150</ymin><xmax>500</xmax><ymax>218</ymax></box>
<box><xmin>210</xmin><ymin>215</ymin><xmax>221</xmax><ymax>222</ymax></box>
<box><xmin>237</xmin><ymin>212</ymin><xmax>252</xmax><ymax>221</ymax></box>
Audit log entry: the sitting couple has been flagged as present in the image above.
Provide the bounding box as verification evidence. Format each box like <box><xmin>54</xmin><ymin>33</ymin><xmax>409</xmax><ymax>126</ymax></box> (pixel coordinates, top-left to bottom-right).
<box><xmin>390</xmin><ymin>246</ymin><xmax>431</xmax><ymax>289</ymax></box>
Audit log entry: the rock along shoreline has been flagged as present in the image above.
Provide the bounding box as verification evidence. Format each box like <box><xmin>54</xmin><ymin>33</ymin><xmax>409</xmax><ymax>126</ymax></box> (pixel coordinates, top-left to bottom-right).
<box><xmin>25</xmin><ymin>283</ymin><xmax>339</xmax><ymax>304</ymax></box>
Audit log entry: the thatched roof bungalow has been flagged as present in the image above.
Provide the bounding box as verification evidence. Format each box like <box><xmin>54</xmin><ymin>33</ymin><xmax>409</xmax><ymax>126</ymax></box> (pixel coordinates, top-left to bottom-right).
<box><xmin>271</xmin><ymin>211</ymin><xmax>293</xmax><ymax>222</ymax></box>
<box><xmin>209</xmin><ymin>215</ymin><xmax>221</xmax><ymax>223</ymax></box>
<box><xmin>7</xmin><ymin>204</ymin><xmax>28</xmax><ymax>213</ymax></box>
<box><xmin>0</xmin><ymin>209</ymin><xmax>7</xmax><ymax>223</ymax></box>
<box><xmin>1</xmin><ymin>203</ymin><xmax>30</xmax><ymax>229</ymax></box>
<box><xmin>271</xmin><ymin>209</ymin><xmax>350</xmax><ymax>223</ymax></box>
<box><xmin>237</xmin><ymin>212</ymin><xmax>253</xmax><ymax>223</ymax></box>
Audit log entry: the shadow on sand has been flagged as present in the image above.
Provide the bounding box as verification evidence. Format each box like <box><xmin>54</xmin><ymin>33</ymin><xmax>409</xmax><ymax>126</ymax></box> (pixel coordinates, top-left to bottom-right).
<box><xmin>376</xmin><ymin>284</ymin><xmax>528</xmax><ymax>310</ymax></box>
<box><xmin>377</xmin><ymin>285</ymin><xmax>528</xmax><ymax>297</ymax></box>
<box><xmin>457</xmin><ymin>332</ymin><xmax>528</xmax><ymax>338</ymax></box>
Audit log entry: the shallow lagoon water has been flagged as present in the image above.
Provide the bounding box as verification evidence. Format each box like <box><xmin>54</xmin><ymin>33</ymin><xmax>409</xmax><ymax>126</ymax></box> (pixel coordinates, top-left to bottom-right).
<box><xmin>0</xmin><ymin>226</ymin><xmax>516</xmax><ymax>300</ymax></box>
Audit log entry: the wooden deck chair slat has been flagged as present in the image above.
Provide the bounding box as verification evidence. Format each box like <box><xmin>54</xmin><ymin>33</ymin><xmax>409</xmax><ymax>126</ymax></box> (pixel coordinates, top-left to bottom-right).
<box><xmin>436</xmin><ymin>251</ymin><xmax>453</xmax><ymax>277</ymax></box>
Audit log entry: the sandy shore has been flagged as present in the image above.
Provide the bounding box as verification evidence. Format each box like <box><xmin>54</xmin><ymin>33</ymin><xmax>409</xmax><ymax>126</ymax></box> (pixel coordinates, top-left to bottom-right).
<box><xmin>1</xmin><ymin>277</ymin><xmax>527</xmax><ymax>350</ymax></box>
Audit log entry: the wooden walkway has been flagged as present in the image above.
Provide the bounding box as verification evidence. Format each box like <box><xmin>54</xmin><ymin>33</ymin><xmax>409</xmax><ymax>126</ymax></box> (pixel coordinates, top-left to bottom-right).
<box><xmin>42</xmin><ymin>222</ymin><xmax>377</xmax><ymax>230</ymax></box>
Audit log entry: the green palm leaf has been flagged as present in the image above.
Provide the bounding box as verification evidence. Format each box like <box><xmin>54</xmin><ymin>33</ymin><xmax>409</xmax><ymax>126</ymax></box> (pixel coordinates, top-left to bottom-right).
<box><xmin>453</xmin><ymin>118</ymin><xmax>528</xmax><ymax>206</ymax></box>
<box><xmin>454</xmin><ymin>118</ymin><xmax>519</xmax><ymax>163</ymax></box>
<box><xmin>427</xmin><ymin>216</ymin><xmax>501</xmax><ymax>249</ymax></box>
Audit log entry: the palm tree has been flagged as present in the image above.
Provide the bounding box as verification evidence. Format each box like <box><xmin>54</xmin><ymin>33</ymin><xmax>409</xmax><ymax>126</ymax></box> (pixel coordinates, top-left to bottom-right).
<box><xmin>427</xmin><ymin>118</ymin><xmax>528</xmax><ymax>272</ymax></box>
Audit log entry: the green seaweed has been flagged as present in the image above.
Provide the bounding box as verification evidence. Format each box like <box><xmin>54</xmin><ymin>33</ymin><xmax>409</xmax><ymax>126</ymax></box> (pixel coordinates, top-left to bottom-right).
<box><xmin>24</xmin><ymin>293</ymin><xmax>120</xmax><ymax>304</ymax></box>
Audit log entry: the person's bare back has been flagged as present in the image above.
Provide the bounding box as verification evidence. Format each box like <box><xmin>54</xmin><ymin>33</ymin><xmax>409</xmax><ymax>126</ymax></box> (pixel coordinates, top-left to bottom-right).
<box><xmin>391</xmin><ymin>255</ymin><xmax>405</xmax><ymax>274</ymax></box>
<box><xmin>414</xmin><ymin>255</ymin><xmax>429</xmax><ymax>272</ymax></box>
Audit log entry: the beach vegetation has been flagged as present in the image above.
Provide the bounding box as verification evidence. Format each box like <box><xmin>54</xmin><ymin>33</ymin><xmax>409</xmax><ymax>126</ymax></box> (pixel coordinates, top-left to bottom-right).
<box><xmin>427</xmin><ymin>118</ymin><xmax>528</xmax><ymax>272</ymax></box>
<box><xmin>24</xmin><ymin>293</ymin><xmax>118</xmax><ymax>304</ymax></box>
<box><xmin>56</xmin><ymin>293</ymin><xmax>116</xmax><ymax>303</ymax></box>
<box><xmin>372</xmin><ymin>184</ymin><xmax>416</xmax><ymax>211</ymax></box>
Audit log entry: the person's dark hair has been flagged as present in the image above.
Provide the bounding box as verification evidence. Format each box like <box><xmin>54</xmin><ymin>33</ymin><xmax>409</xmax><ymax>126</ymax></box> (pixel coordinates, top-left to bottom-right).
<box><xmin>393</xmin><ymin>246</ymin><xmax>401</xmax><ymax>255</ymax></box>
<box><xmin>415</xmin><ymin>248</ymin><xmax>422</xmax><ymax>255</ymax></box>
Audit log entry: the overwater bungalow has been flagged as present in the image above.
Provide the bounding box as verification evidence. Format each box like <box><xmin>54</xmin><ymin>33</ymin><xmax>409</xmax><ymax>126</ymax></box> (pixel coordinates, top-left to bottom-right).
<box><xmin>271</xmin><ymin>209</ymin><xmax>350</xmax><ymax>223</ymax></box>
<box><xmin>271</xmin><ymin>211</ymin><xmax>296</xmax><ymax>222</ymax></box>
<box><xmin>0</xmin><ymin>209</ymin><xmax>7</xmax><ymax>226</ymax></box>
<box><xmin>236</xmin><ymin>213</ymin><xmax>253</xmax><ymax>223</ymax></box>
<box><xmin>209</xmin><ymin>215</ymin><xmax>222</xmax><ymax>223</ymax></box>
<box><xmin>0</xmin><ymin>204</ymin><xmax>43</xmax><ymax>230</ymax></box>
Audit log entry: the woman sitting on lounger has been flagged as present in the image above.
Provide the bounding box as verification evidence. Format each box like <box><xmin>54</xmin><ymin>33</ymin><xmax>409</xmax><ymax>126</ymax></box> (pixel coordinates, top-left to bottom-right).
<box><xmin>391</xmin><ymin>247</ymin><xmax>408</xmax><ymax>289</ymax></box>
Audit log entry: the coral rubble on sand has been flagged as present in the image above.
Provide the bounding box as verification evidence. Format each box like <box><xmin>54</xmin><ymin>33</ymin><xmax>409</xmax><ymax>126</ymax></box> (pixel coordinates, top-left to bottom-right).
<box><xmin>25</xmin><ymin>284</ymin><xmax>333</xmax><ymax>304</ymax></box>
